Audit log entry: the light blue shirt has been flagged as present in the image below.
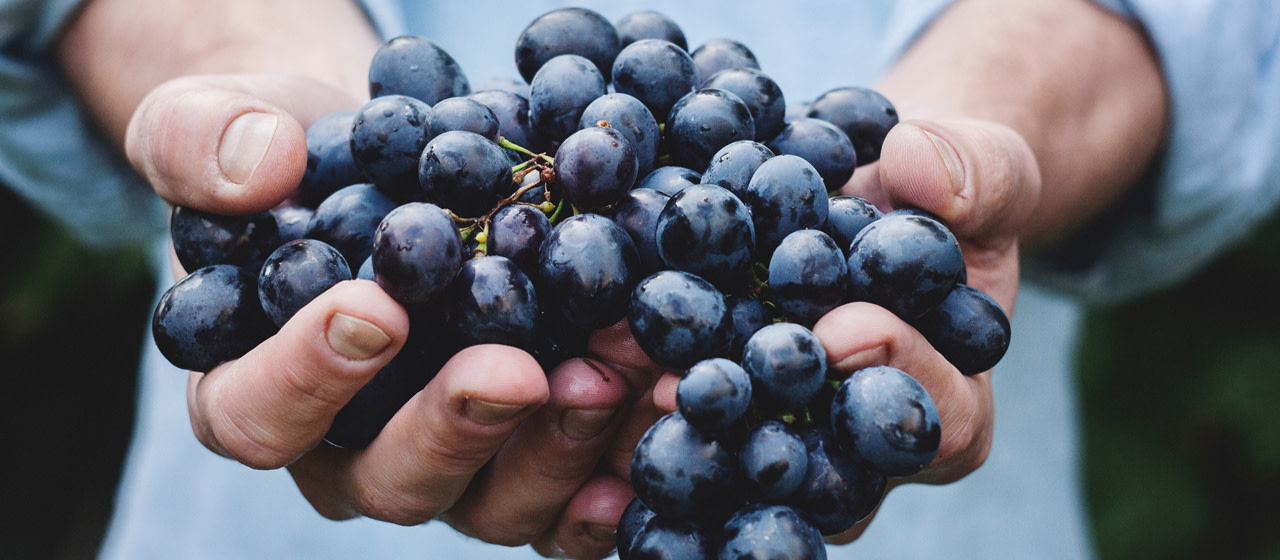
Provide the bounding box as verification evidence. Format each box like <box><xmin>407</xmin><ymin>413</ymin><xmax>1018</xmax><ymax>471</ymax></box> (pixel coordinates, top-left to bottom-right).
<box><xmin>1</xmin><ymin>1</ymin><xmax>1277</xmax><ymax>559</ymax></box>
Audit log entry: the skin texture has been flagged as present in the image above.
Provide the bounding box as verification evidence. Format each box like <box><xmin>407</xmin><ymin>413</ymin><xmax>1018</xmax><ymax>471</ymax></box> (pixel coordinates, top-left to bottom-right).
<box><xmin>56</xmin><ymin>0</ymin><xmax>1166</xmax><ymax>557</ymax></box>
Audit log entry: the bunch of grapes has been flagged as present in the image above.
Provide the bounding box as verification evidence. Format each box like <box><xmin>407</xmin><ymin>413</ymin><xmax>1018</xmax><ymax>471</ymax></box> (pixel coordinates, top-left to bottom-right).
<box><xmin>150</xmin><ymin>7</ymin><xmax>1013</xmax><ymax>558</ymax></box>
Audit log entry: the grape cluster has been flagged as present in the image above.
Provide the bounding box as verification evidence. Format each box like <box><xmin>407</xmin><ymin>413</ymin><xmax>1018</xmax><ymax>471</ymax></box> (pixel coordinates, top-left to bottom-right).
<box><xmin>149</xmin><ymin>7</ymin><xmax>1014</xmax><ymax>557</ymax></box>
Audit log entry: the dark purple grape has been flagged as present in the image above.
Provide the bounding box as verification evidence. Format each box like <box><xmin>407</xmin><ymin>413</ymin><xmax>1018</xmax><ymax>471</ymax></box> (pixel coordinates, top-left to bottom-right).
<box><xmin>690</xmin><ymin>38</ymin><xmax>759</xmax><ymax>83</ymax></box>
<box><xmin>611</xmin><ymin>39</ymin><xmax>699</xmax><ymax>122</ymax></box>
<box><xmin>152</xmin><ymin>265</ymin><xmax>275</xmax><ymax>372</ymax></box>
<box><xmin>700</xmin><ymin>140</ymin><xmax>774</xmax><ymax>201</ymax></box>
<box><xmin>666</xmin><ymin>89</ymin><xmax>755</xmax><ymax>172</ymax></box>
<box><xmin>737</xmin><ymin>420</ymin><xmax>808</xmax><ymax>504</ymax></box>
<box><xmin>701</xmin><ymin>68</ymin><xmax>786</xmax><ymax>141</ymax></box>
<box><xmin>618</xmin><ymin>497</ymin><xmax>657</xmax><ymax>560</ymax></box>
<box><xmin>744</xmin><ymin>154</ymin><xmax>829</xmax><ymax>258</ymax></box>
<box><xmin>350</xmin><ymin>95</ymin><xmax>432</xmax><ymax>201</ymax></box>
<box><xmin>724</xmin><ymin>294</ymin><xmax>768</xmax><ymax>362</ymax></box>
<box><xmin>468</xmin><ymin>89</ymin><xmax>543</xmax><ymax>152</ymax></box>
<box><xmin>767</xmin><ymin>229</ymin><xmax>850</xmax><ymax>326</ymax></box>
<box><xmin>580</xmin><ymin>93</ymin><xmax>660</xmax><ymax>180</ymax></box>
<box><xmin>639</xmin><ymin>165</ymin><xmax>700</xmax><ymax>196</ymax></box>
<box><xmin>628</xmin><ymin>517</ymin><xmax>715</xmax><ymax>560</ymax></box>
<box><xmin>472</xmin><ymin>77</ymin><xmax>530</xmax><ymax>98</ymax></box>
<box><xmin>371</xmin><ymin>202</ymin><xmax>463</xmax><ymax>306</ymax></box>
<box><xmin>528</xmin><ymin>54</ymin><xmax>608</xmax><ymax>143</ymax></box>
<box><xmin>425</xmin><ymin>97</ymin><xmax>500</xmax><ymax>143</ymax></box>
<box><xmin>630</xmin><ymin>412</ymin><xmax>737</xmax><ymax>522</ymax></box>
<box><xmin>740</xmin><ymin>323</ymin><xmax>826</xmax><ymax>414</ymax></box>
<box><xmin>807</xmin><ymin>86</ymin><xmax>898</xmax><ymax>165</ymax></box>
<box><xmin>169</xmin><ymin>205</ymin><xmax>280</xmax><ymax>273</ymax></box>
<box><xmin>654</xmin><ymin>183</ymin><xmax>756</xmax><ymax>289</ymax></box>
<box><xmin>368</xmin><ymin>35</ymin><xmax>469</xmax><ymax>105</ymax></box>
<box><xmin>719</xmin><ymin>504</ymin><xmax>827</xmax><ymax>560</ymax></box>
<box><xmin>554</xmin><ymin>125</ymin><xmax>638</xmax><ymax>211</ymax></box>
<box><xmin>628</xmin><ymin>270</ymin><xmax>732</xmax><ymax>371</ymax></box>
<box><xmin>272</xmin><ymin>205</ymin><xmax>313</xmax><ymax>244</ymax></box>
<box><xmin>611</xmin><ymin>187</ymin><xmax>671</xmax><ymax>273</ymax></box>
<box><xmin>298</xmin><ymin>110</ymin><xmax>365</xmax><ymax>207</ymax></box>
<box><xmin>487</xmin><ymin>203</ymin><xmax>552</xmax><ymax>275</ymax></box>
<box><xmin>790</xmin><ymin>425</ymin><xmax>887</xmax><ymax>535</ymax></box>
<box><xmin>910</xmin><ymin>284</ymin><xmax>1010</xmax><ymax>375</ymax></box>
<box><xmin>845</xmin><ymin>213</ymin><xmax>964</xmax><ymax>320</ymax></box>
<box><xmin>537</xmin><ymin>213</ymin><xmax>641</xmax><ymax>330</ymax></box>
<box><xmin>830</xmin><ymin>365</ymin><xmax>941</xmax><ymax>477</ymax></box>
<box><xmin>305</xmin><ymin>183</ymin><xmax>397</xmax><ymax>276</ymax></box>
<box><xmin>443</xmin><ymin>256</ymin><xmax>539</xmax><ymax>351</ymax></box>
<box><xmin>616</xmin><ymin>11</ymin><xmax>687</xmax><ymax>51</ymax></box>
<box><xmin>766</xmin><ymin>117</ymin><xmax>858</xmax><ymax>192</ymax></box>
<box><xmin>823</xmin><ymin>195</ymin><xmax>881</xmax><ymax>256</ymax></box>
<box><xmin>677</xmin><ymin>358</ymin><xmax>752</xmax><ymax>435</ymax></box>
<box><xmin>515</xmin><ymin>7</ymin><xmax>620</xmax><ymax>83</ymax></box>
<box><xmin>257</xmin><ymin>239</ymin><xmax>352</xmax><ymax>327</ymax></box>
<box><xmin>528</xmin><ymin>304</ymin><xmax>592</xmax><ymax>372</ymax></box>
<box><xmin>418</xmin><ymin>130</ymin><xmax>515</xmax><ymax>219</ymax></box>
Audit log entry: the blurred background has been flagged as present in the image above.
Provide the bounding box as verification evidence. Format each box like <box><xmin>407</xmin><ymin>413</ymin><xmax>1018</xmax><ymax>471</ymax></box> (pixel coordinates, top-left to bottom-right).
<box><xmin>2</xmin><ymin>183</ymin><xmax>1278</xmax><ymax>560</ymax></box>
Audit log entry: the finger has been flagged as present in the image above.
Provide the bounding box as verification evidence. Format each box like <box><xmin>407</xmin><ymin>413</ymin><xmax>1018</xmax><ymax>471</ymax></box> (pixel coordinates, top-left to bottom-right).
<box><xmin>531</xmin><ymin>474</ymin><xmax>635</xmax><ymax>559</ymax></box>
<box><xmin>187</xmin><ymin>279</ymin><xmax>407</xmax><ymax>469</ymax></box>
<box><xmin>125</xmin><ymin>74</ymin><xmax>361</xmax><ymax>214</ymax></box>
<box><xmin>441</xmin><ymin>358</ymin><xmax>631</xmax><ymax>546</ymax></box>
<box><xmin>812</xmin><ymin>302</ymin><xmax>993</xmax><ymax>485</ymax></box>
<box><xmin>292</xmin><ymin>344</ymin><xmax>550</xmax><ymax>525</ymax></box>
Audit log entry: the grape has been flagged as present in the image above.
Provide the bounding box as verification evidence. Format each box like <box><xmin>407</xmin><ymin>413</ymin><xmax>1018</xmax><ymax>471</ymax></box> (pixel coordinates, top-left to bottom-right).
<box><xmin>537</xmin><ymin>213</ymin><xmax>641</xmax><ymax>330</ymax></box>
<box><xmin>443</xmin><ymin>255</ymin><xmax>539</xmax><ymax>351</ymax></box>
<box><xmin>845</xmin><ymin>212</ymin><xmax>964</xmax><ymax>319</ymax></box>
<box><xmin>271</xmin><ymin>206</ymin><xmax>313</xmax><ymax>244</ymax></box>
<box><xmin>690</xmin><ymin>38</ymin><xmax>760</xmax><ymax>83</ymax></box>
<box><xmin>515</xmin><ymin>7</ymin><xmax>620</xmax><ymax>83</ymax></box>
<box><xmin>744</xmin><ymin>154</ymin><xmax>829</xmax><ymax>258</ymax></box>
<box><xmin>823</xmin><ymin>194</ymin><xmax>881</xmax><ymax>256</ymax></box>
<box><xmin>737</xmin><ymin>420</ymin><xmax>808</xmax><ymax>503</ymax></box>
<box><xmin>616</xmin><ymin>11</ymin><xmax>687</xmax><ymax>51</ymax></box>
<box><xmin>910</xmin><ymin>283</ymin><xmax>1011</xmax><ymax>375</ymax></box>
<box><xmin>418</xmin><ymin>130</ymin><xmax>515</xmax><ymax>218</ymax></box>
<box><xmin>666</xmin><ymin>89</ymin><xmax>756</xmax><ymax>172</ymax></box>
<box><xmin>766</xmin><ymin>117</ymin><xmax>858</xmax><ymax>191</ymax></box>
<box><xmin>349</xmin><ymin>95</ymin><xmax>432</xmax><ymax>201</ymax></box>
<box><xmin>791</xmin><ymin>424</ymin><xmax>887</xmax><ymax>535</ymax></box>
<box><xmin>579</xmin><ymin>92</ymin><xmax>661</xmax><ymax>180</ymax></box>
<box><xmin>767</xmin><ymin>229</ymin><xmax>849</xmax><ymax>326</ymax></box>
<box><xmin>807</xmin><ymin>86</ymin><xmax>898</xmax><ymax>165</ymax></box>
<box><xmin>629</xmin><ymin>517</ymin><xmax>716</xmax><ymax>560</ymax></box>
<box><xmin>618</xmin><ymin>497</ymin><xmax>658</xmax><ymax>560</ymax></box>
<box><xmin>639</xmin><ymin>165</ymin><xmax>701</xmax><ymax>196</ymax></box>
<box><xmin>611</xmin><ymin>39</ymin><xmax>699</xmax><ymax>121</ymax></box>
<box><xmin>305</xmin><ymin>183</ymin><xmax>397</xmax><ymax>275</ymax></box>
<box><xmin>628</xmin><ymin>270</ymin><xmax>732</xmax><ymax>371</ymax></box>
<box><xmin>701</xmin><ymin>68</ymin><xmax>787</xmax><ymax>141</ymax></box>
<box><xmin>611</xmin><ymin>187</ymin><xmax>672</xmax><ymax>273</ymax></box>
<box><xmin>368</xmin><ymin>35</ymin><xmax>469</xmax><ymax>105</ymax></box>
<box><xmin>467</xmin><ymin>89</ymin><xmax>542</xmax><ymax>153</ymax></box>
<box><xmin>723</xmin><ymin>294</ymin><xmax>769</xmax><ymax>362</ymax></box>
<box><xmin>655</xmin><ymin>183</ymin><xmax>756</xmax><ymax>289</ymax></box>
<box><xmin>528</xmin><ymin>54</ymin><xmax>608</xmax><ymax>143</ymax></box>
<box><xmin>169</xmin><ymin>205</ymin><xmax>280</xmax><ymax>273</ymax></box>
<box><xmin>257</xmin><ymin>239</ymin><xmax>352</xmax><ymax>327</ymax></box>
<box><xmin>630</xmin><ymin>412</ymin><xmax>738</xmax><ymax>522</ymax></box>
<box><xmin>152</xmin><ymin>264</ymin><xmax>275</xmax><ymax>373</ymax></box>
<box><xmin>554</xmin><ymin>125</ymin><xmax>639</xmax><ymax>211</ymax></box>
<box><xmin>678</xmin><ymin>358</ymin><xmax>753</xmax><ymax>435</ymax></box>
<box><xmin>830</xmin><ymin>365</ymin><xmax>942</xmax><ymax>477</ymax></box>
<box><xmin>298</xmin><ymin>110</ymin><xmax>365</xmax><ymax>207</ymax></box>
<box><xmin>487</xmin><ymin>203</ymin><xmax>552</xmax><ymax>276</ymax></box>
<box><xmin>740</xmin><ymin>323</ymin><xmax>826</xmax><ymax>414</ymax></box>
<box><xmin>371</xmin><ymin>202</ymin><xmax>463</xmax><ymax>306</ymax></box>
<box><xmin>718</xmin><ymin>504</ymin><xmax>827</xmax><ymax>560</ymax></box>
<box><xmin>425</xmin><ymin>97</ymin><xmax>500</xmax><ymax>143</ymax></box>
<box><xmin>700</xmin><ymin>140</ymin><xmax>774</xmax><ymax>201</ymax></box>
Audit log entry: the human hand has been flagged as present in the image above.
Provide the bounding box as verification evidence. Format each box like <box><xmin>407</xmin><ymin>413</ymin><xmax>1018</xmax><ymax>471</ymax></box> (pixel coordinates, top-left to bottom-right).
<box><xmin>128</xmin><ymin>73</ymin><xmax>661</xmax><ymax>559</ymax></box>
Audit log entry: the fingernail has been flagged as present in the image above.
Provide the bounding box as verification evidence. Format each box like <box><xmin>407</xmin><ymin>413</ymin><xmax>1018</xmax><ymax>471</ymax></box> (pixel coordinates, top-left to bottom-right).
<box><xmin>219</xmin><ymin>112</ymin><xmax>278</xmax><ymax>184</ymax></box>
<box><xmin>832</xmin><ymin>344</ymin><xmax>887</xmax><ymax>373</ymax></box>
<box><xmin>327</xmin><ymin>313</ymin><xmax>391</xmax><ymax>360</ymax></box>
<box><xmin>922</xmin><ymin>129</ymin><xmax>964</xmax><ymax>194</ymax></box>
<box><xmin>466</xmin><ymin>400</ymin><xmax>525</xmax><ymax>426</ymax></box>
<box><xmin>561</xmin><ymin>408</ymin><xmax>616</xmax><ymax>440</ymax></box>
<box><xmin>585</xmin><ymin>523</ymin><xmax>616</xmax><ymax>543</ymax></box>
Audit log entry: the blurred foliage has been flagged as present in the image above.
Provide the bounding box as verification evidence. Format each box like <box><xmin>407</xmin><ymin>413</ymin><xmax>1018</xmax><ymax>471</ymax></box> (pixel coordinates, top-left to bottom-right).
<box><xmin>1079</xmin><ymin>213</ymin><xmax>1280</xmax><ymax>560</ymax></box>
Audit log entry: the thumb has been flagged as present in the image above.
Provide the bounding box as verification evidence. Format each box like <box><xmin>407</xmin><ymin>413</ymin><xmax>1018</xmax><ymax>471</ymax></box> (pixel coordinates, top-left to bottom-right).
<box><xmin>126</xmin><ymin>74</ymin><xmax>362</xmax><ymax>215</ymax></box>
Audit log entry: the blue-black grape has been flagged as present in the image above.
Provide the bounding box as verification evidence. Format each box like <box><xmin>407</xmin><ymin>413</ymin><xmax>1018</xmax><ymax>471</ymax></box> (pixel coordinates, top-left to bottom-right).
<box><xmin>618</xmin><ymin>497</ymin><xmax>658</xmax><ymax>560</ymax></box>
<box><xmin>737</xmin><ymin>420</ymin><xmax>808</xmax><ymax>504</ymax></box>
<box><xmin>740</xmin><ymin>322</ymin><xmax>827</xmax><ymax>414</ymax></box>
<box><xmin>371</xmin><ymin>202</ymin><xmax>463</xmax><ymax>306</ymax></box>
<box><xmin>272</xmin><ymin>206</ymin><xmax>313</xmax><ymax>244</ymax></box>
<box><xmin>628</xmin><ymin>517</ymin><xmax>715</xmax><ymax>560</ymax></box>
<box><xmin>487</xmin><ymin>203</ymin><xmax>552</xmax><ymax>276</ymax></box>
<box><xmin>677</xmin><ymin>357</ymin><xmax>752</xmax><ymax>435</ymax></box>
<box><xmin>823</xmin><ymin>195</ymin><xmax>881</xmax><ymax>256</ymax></box>
<box><xmin>305</xmin><ymin>183</ymin><xmax>397</xmax><ymax>276</ymax></box>
<box><xmin>631</xmin><ymin>412</ymin><xmax>738</xmax><ymax>522</ymax></box>
<box><xmin>666</xmin><ymin>89</ymin><xmax>755</xmax><ymax>172</ymax></box>
<box><xmin>655</xmin><ymin>183</ymin><xmax>756</xmax><ymax>289</ymax></box>
<box><xmin>298</xmin><ymin>110</ymin><xmax>365</xmax><ymax>207</ymax></box>
<box><xmin>628</xmin><ymin>270</ymin><xmax>732</xmax><ymax>371</ymax></box>
<box><xmin>830</xmin><ymin>365</ymin><xmax>941</xmax><ymax>477</ymax></box>
<box><xmin>257</xmin><ymin>239</ymin><xmax>352</xmax><ymax>327</ymax></box>
<box><xmin>611</xmin><ymin>39</ymin><xmax>699</xmax><ymax>122</ymax></box>
<box><xmin>701</xmin><ymin>68</ymin><xmax>786</xmax><ymax>141</ymax></box>
<box><xmin>690</xmin><ymin>38</ymin><xmax>759</xmax><ymax>84</ymax></box>
<box><xmin>152</xmin><ymin>264</ymin><xmax>275</xmax><ymax>372</ymax></box>
<box><xmin>425</xmin><ymin>97</ymin><xmax>501</xmax><ymax>143</ymax></box>
<box><xmin>845</xmin><ymin>212</ymin><xmax>964</xmax><ymax>319</ymax></box>
<box><xmin>766</xmin><ymin>117</ymin><xmax>857</xmax><ymax>192</ymax></box>
<box><xmin>807</xmin><ymin>86</ymin><xmax>898</xmax><ymax>165</ymax></box>
<box><xmin>579</xmin><ymin>92</ymin><xmax>660</xmax><ymax>180</ymax></box>
<box><xmin>719</xmin><ymin>504</ymin><xmax>827</xmax><ymax>560</ymax></box>
<box><xmin>515</xmin><ymin>7</ymin><xmax>620</xmax><ymax>83</ymax></box>
<box><xmin>443</xmin><ymin>255</ymin><xmax>539</xmax><ymax>351</ymax></box>
<box><xmin>790</xmin><ymin>424</ymin><xmax>887</xmax><ymax>535</ymax></box>
<box><xmin>767</xmin><ymin>229</ymin><xmax>849</xmax><ymax>326</ymax></box>
<box><xmin>349</xmin><ymin>95</ymin><xmax>432</xmax><ymax>201</ymax></box>
<box><xmin>724</xmin><ymin>294</ymin><xmax>769</xmax><ymax>362</ymax></box>
<box><xmin>537</xmin><ymin>213</ymin><xmax>641</xmax><ymax>330</ymax></box>
<box><xmin>744</xmin><ymin>154</ymin><xmax>829</xmax><ymax>258</ymax></box>
<box><xmin>467</xmin><ymin>89</ymin><xmax>543</xmax><ymax>153</ymax></box>
<box><xmin>368</xmin><ymin>35</ymin><xmax>469</xmax><ymax>105</ymax></box>
<box><xmin>910</xmin><ymin>283</ymin><xmax>1010</xmax><ymax>375</ymax></box>
<box><xmin>639</xmin><ymin>165</ymin><xmax>700</xmax><ymax>196</ymax></box>
<box><xmin>418</xmin><ymin>130</ymin><xmax>515</xmax><ymax>218</ymax></box>
<box><xmin>554</xmin><ymin>125</ymin><xmax>638</xmax><ymax>211</ymax></box>
<box><xmin>616</xmin><ymin>10</ymin><xmax>687</xmax><ymax>51</ymax></box>
<box><xmin>528</xmin><ymin>54</ymin><xmax>608</xmax><ymax>143</ymax></box>
<box><xmin>169</xmin><ymin>205</ymin><xmax>281</xmax><ymax>273</ymax></box>
<box><xmin>611</xmin><ymin>187</ymin><xmax>671</xmax><ymax>273</ymax></box>
<box><xmin>700</xmin><ymin>139</ymin><xmax>774</xmax><ymax>201</ymax></box>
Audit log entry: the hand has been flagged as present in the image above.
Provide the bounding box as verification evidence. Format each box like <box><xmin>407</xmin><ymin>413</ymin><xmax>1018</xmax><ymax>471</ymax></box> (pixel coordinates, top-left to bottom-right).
<box><xmin>128</xmin><ymin>73</ymin><xmax>662</xmax><ymax>559</ymax></box>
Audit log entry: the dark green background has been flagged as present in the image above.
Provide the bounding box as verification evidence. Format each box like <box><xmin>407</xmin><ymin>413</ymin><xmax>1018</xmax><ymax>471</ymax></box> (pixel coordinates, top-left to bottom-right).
<box><xmin>2</xmin><ymin>185</ymin><xmax>1277</xmax><ymax>559</ymax></box>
